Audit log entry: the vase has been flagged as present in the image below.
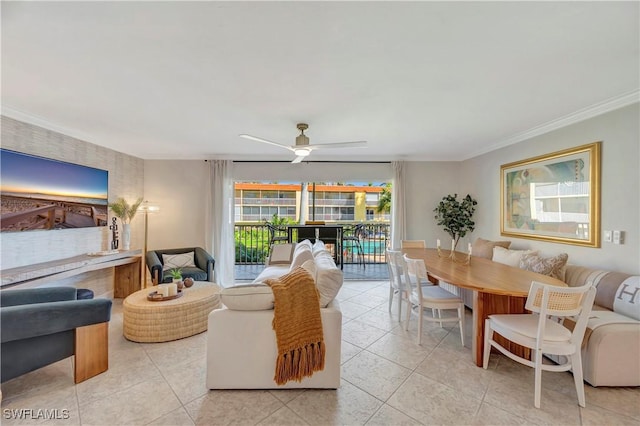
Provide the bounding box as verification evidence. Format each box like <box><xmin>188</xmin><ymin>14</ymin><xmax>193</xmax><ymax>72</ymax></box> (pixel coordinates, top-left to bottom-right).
<box><xmin>122</xmin><ymin>223</ymin><xmax>131</xmax><ymax>250</ymax></box>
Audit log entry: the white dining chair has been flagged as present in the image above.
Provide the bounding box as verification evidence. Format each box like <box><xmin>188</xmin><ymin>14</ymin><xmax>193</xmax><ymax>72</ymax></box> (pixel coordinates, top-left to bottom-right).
<box><xmin>401</xmin><ymin>240</ymin><xmax>426</xmax><ymax>249</ymax></box>
<box><xmin>483</xmin><ymin>281</ymin><xmax>596</xmax><ymax>408</ymax></box>
<box><xmin>403</xmin><ymin>254</ymin><xmax>465</xmax><ymax>345</ymax></box>
<box><xmin>386</xmin><ymin>249</ymin><xmax>411</xmax><ymax>321</ymax></box>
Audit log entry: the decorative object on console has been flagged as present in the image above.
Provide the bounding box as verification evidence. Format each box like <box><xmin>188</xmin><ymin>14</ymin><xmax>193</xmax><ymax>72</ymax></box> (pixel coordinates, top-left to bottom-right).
<box><xmin>433</xmin><ymin>193</ymin><xmax>478</xmax><ymax>251</ymax></box>
<box><xmin>183</xmin><ymin>277</ymin><xmax>194</xmax><ymax>288</ymax></box>
<box><xmin>110</xmin><ymin>217</ymin><xmax>119</xmax><ymax>249</ymax></box>
<box><xmin>108</xmin><ymin>197</ymin><xmax>143</xmax><ymax>250</ymax></box>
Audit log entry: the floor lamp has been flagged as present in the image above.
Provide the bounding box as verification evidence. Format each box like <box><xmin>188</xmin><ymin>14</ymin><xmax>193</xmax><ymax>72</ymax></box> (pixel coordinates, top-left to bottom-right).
<box><xmin>139</xmin><ymin>201</ymin><xmax>159</xmax><ymax>288</ymax></box>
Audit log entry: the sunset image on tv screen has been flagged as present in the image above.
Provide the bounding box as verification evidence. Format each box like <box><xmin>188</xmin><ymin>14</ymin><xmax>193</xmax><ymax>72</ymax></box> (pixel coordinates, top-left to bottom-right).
<box><xmin>1</xmin><ymin>149</ymin><xmax>109</xmax><ymax>232</ymax></box>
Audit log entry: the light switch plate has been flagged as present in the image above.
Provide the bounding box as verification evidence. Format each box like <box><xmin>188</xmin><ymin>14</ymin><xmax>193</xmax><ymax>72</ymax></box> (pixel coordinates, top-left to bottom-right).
<box><xmin>613</xmin><ymin>230</ymin><xmax>624</xmax><ymax>244</ymax></box>
<box><xmin>604</xmin><ymin>230</ymin><xmax>612</xmax><ymax>243</ymax></box>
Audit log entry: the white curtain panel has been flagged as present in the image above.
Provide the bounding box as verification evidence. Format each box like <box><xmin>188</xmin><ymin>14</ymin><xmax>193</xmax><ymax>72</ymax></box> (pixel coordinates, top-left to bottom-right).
<box><xmin>206</xmin><ymin>160</ymin><xmax>235</xmax><ymax>286</ymax></box>
<box><xmin>391</xmin><ymin>160</ymin><xmax>406</xmax><ymax>250</ymax></box>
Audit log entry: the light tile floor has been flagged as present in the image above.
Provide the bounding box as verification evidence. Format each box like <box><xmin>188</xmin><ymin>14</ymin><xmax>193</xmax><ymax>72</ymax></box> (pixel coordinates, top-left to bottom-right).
<box><xmin>1</xmin><ymin>280</ymin><xmax>639</xmax><ymax>425</ymax></box>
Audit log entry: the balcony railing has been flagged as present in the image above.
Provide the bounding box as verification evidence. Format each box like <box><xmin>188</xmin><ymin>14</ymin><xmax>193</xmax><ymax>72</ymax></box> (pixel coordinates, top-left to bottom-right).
<box><xmin>236</xmin><ymin>197</ymin><xmax>297</xmax><ymax>206</ymax></box>
<box><xmin>234</xmin><ymin>222</ymin><xmax>391</xmax><ymax>266</ymax></box>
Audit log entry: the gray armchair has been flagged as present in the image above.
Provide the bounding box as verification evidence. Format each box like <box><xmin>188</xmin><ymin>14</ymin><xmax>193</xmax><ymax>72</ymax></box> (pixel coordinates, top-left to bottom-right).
<box><xmin>146</xmin><ymin>247</ymin><xmax>215</xmax><ymax>285</ymax></box>
<box><xmin>1</xmin><ymin>287</ymin><xmax>112</xmax><ymax>384</ymax></box>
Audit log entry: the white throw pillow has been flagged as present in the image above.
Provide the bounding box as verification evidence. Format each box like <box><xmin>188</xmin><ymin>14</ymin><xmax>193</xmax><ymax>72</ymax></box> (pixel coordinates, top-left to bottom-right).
<box><xmin>290</xmin><ymin>245</ymin><xmax>314</xmax><ymax>271</ymax></box>
<box><xmin>613</xmin><ymin>276</ymin><xmax>640</xmax><ymax>320</ymax></box>
<box><xmin>162</xmin><ymin>252</ymin><xmax>196</xmax><ymax>271</ymax></box>
<box><xmin>492</xmin><ymin>246</ymin><xmax>538</xmax><ymax>268</ymax></box>
<box><xmin>296</xmin><ymin>239</ymin><xmax>313</xmax><ymax>253</ymax></box>
<box><xmin>220</xmin><ymin>283</ymin><xmax>274</xmax><ymax>310</ymax></box>
<box><xmin>314</xmin><ymin>250</ymin><xmax>343</xmax><ymax>307</ymax></box>
<box><xmin>252</xmin><ymin>265</ymin><xmax>290</xmax><ymax>283</ymax></box>
<box><xmin>312</xmin><ymin>240</ymin><xmax>326</xmax><ymax>256</ymax></box>
<box><xmin>300</xmin><ymin>259</ymin><xmax>317</xmax><ymax>282</ymax></box>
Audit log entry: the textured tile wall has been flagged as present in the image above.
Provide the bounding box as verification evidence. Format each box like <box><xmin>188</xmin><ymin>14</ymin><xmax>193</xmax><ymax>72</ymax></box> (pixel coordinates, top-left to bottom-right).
<box><xmin>1</xmin><ymin>116</ymin><xmax>144</xmax><ymax>296</ymax></box>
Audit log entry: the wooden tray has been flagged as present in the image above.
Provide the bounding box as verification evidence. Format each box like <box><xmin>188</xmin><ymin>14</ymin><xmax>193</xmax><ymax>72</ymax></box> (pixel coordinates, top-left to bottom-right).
<box><xmin>147</xmin><ymin>290</ymin><xmax>183</xmax><ymax>302</ymax></box>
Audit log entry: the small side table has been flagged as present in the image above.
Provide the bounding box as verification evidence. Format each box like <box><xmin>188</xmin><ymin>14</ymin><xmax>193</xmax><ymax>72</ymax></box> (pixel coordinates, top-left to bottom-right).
<box><xmin>123</xmin><ymin>281</ymin><xmax>221</xmax><ymax>343</ymax></box>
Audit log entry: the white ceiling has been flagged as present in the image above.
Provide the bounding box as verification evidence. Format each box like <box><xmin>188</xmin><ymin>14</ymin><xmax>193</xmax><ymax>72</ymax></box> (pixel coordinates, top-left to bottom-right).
<box><xmin>2</xmin><ymin>1</ymin><xmax>638</xmax><ymax>162</ymax></box>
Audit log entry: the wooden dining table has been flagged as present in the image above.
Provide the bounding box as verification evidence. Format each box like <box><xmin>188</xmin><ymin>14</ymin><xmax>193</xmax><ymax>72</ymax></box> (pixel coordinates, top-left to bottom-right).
<box><xmin>401</xmin><ymin>248</ymin><xmax>566</xmax><ymax>366</ymax></box>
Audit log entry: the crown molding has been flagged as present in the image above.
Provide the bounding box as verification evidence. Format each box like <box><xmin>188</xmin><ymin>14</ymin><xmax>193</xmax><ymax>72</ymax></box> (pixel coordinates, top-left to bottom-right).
<box><xmin>4</xmin><ymin>89</ymin><xmax>639</xmax><ymax>162</ymax></box>
<box><xmin>465</xmin><ymin>89</ymin><xmax>640</xmax><ymax>161</ymax></box>
<box><xmin>1</xmin><ymin>105</ymin><xmax>98</xmax><ymax>144</ymax></box>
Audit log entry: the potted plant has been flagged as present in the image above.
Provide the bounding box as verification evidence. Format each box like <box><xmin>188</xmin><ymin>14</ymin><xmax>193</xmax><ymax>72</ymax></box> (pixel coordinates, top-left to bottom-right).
<box><xmin>433</xmin><ymin>193</ymin><xmax>478</xmax><ymax>251</ymax></box>
<box><xmin>108</xmin><ymin>197</ymin><xmax>143</xmax><ymax>250</ymax></box>
<box><xmin>168</xmin><ymin>268</ymin><xmax>183</xmax><ymax>282</ymax></box>
<box><xmin>168</xmin><ymin>268</ymin><xmax>185</xmax><ymax>289</ymax></box>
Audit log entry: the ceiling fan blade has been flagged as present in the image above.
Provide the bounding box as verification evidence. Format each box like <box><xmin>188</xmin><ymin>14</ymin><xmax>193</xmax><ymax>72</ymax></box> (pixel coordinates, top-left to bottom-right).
<box><xmin>239</xmin><ymin>134</ymin><xmax>293</xmax><ymax>151</ymax></box>
<box><xmin>291</xmin><ymin>155</ymin><xmax>306</xmax><ymax>164</ymax></box>
<box><xmin>305</xmin><ymin>141</ymin><xmax>368</xmax><ymax>150</ymax></box>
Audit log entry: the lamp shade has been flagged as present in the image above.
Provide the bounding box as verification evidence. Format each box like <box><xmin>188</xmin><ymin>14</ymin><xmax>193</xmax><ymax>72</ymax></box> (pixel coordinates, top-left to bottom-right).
<box><xmin>138</xmin><ymin>201</ymin><xmax>160</xmax><ymax>213</ymax></box>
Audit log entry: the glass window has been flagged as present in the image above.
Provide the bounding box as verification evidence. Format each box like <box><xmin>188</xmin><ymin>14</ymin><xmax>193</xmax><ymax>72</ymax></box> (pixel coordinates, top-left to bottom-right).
<box><xmin>365</xmin><ymin>193</ymin><xmax>379</xmax><ymax>202</ymax></box>
<box><xmin>279</xmin><ymin>191</ymin><xmax>295</xmax><ymax>199</ymax></box>
<box><xmin>262</xmin><ymin>190</ymin><xmax>277</xmax><ymax>199</ymax></box>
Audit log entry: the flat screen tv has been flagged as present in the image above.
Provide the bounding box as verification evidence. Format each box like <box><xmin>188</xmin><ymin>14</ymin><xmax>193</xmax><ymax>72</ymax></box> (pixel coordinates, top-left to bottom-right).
<box><xmin>1</xmin><ymin>149</ymin><xmax>109</xmax><ymax>232</ymax></box>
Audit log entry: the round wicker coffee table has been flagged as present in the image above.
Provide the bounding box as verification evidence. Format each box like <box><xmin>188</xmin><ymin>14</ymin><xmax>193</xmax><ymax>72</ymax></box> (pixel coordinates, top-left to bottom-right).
<box><xmin>123</xmin><ymin>281</ymin><xmax>221</xmax><ymax>343</ymax></box>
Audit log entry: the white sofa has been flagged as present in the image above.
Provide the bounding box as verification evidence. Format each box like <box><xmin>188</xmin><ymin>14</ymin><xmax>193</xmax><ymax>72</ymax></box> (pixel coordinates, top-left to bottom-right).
<box><xmin>206</xmin><ymin>240</ymin><xmax>343</xmax><ymax>389</ymax></box>
<box><xmin>561</xmin><ymin>265</ymin><xmax>639</xmax><ymax>387</ymax></box>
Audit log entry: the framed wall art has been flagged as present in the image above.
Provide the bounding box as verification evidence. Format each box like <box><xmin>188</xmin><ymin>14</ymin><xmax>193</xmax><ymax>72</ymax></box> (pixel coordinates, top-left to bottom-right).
<box><xmin>501</xmin><ymin>142</ymin><xmax>601</xmax><ymax>247</ymax></box>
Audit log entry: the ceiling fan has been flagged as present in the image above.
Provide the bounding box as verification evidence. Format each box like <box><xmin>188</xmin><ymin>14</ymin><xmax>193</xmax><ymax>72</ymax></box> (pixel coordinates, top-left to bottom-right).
<box><xmin>240</xmin><ymin>123</ymin><xmax>367</xmax><ymax>163</ymax></box>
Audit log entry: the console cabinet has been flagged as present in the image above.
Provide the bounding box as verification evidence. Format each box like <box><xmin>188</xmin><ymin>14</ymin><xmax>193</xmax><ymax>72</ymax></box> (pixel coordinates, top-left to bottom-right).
<box><xmin>1</xmin><ymin>250</ymin><xmax>142</xmax><ymax>298</ymax></box>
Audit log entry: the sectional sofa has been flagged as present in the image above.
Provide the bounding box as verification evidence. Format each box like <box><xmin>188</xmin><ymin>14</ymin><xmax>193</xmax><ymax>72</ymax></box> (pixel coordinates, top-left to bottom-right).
<box><xmin>562</xmin><ymin>265</ymin><xmax>639</xmax><ymax>387</ymax></box>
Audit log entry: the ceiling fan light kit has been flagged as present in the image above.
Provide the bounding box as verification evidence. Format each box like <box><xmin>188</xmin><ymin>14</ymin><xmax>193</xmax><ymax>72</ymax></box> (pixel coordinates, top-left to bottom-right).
<box><xmin>239</xmin><ymin>123</ymin><xmax>367</xmax><ymax>163</ymax></box>
<box><xmin>293</xmin><ymin>148</ymin><xmax>310</xmax><ymax>157</ymax></box>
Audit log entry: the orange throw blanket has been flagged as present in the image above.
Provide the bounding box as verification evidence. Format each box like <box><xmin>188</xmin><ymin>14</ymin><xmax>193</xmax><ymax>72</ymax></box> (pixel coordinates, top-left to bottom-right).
<box><xmin>265</xmin><ymin>267</ymin><xmax>325</xmax><ymax>385</ymax></box>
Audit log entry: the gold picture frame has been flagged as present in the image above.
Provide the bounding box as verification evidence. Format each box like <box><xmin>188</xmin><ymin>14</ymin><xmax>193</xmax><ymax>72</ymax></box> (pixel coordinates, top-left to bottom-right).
<box><xmin>501</xmin><ymin>142</ymin><xmax>601</xmax><ymax>247</ymax></box>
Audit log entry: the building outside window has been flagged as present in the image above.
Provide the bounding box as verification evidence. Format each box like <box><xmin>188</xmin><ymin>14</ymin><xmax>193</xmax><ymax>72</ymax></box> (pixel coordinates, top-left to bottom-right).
<box><xmin>234</xmin><ymin>182</ymin><xmax>389</xmax><ymax>223</ymax></box>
